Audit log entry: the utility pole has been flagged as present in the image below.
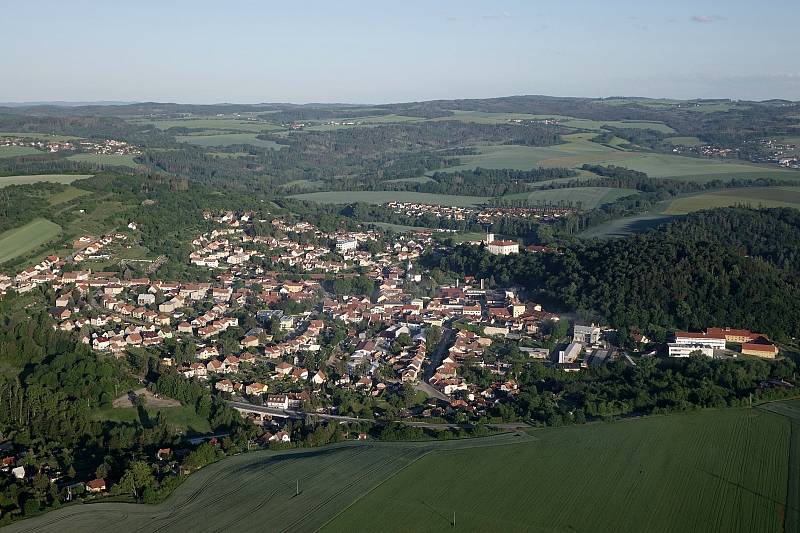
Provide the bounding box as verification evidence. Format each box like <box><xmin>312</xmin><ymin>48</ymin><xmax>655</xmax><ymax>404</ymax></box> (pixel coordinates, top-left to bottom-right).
<box><xmin>453</xmin><ymin>511</ymin><xmax>456</xmax><ymax>527</ymax></box>
<box><xmin>296</xmin><ymin>479</ymin><xmax>299</xmax><ymax>496</ymax></box>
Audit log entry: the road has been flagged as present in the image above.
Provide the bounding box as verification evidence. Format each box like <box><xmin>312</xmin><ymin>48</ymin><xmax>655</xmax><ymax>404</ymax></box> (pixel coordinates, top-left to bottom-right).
<box><xmin>226</xmin><ymin>400</ymin><xmax>531</xmax><ymax>430</ymax></box>
<box><xmin>413</xmin><ymin>326</ymin><xmax>455</xmax><ymax>402</ymax></box>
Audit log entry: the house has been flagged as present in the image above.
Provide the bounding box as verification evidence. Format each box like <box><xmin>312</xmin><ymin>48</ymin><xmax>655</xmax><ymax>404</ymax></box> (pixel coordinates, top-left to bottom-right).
<box><xmin>266</xmin><ymin>394</ymin><xmax>289</xmax><ymax>409</ymax></box>
<box><xmin>269</xmin><ymin>431</ymin><xmax>291</xmax><ymax>443</ymax></box>
<box><xmin>215</xmin><ymin>379</ymin><xmax>235</xmax><ymax>393</ymax></box>
<box><xmin>11</xmin><ymin>466</ymin><xmax>25</xmax><ymax>480</ymax></box>
<box><xmin>741</xmin><ymin>342</ymin><xmax>779</xmax><ymax>359</ymax></box>
<box><xmin>668</xmin><ymin>343</ymin><xmax>714</xmax><ymax>358</ymax></box>
<box><xmin>573</xmin><ymin>324</ymin><xmax>601</xmax><ymax>345</ymax></box>
<box><xmin>673</xmin><ymin>331</ymin><xmax>726</xmax><ymax>350</ymax></box>
<box><xmin>275</xmin><ymin>362</ymin><xmax>293</xmax><ymax>376</ymax></box>
<box><xmin>156</xmin><ymin>448</ymin><xmax>171</xmax><ymax>461</ymax></box>
<box><xmin>241</xmin><ymin>335</ymin><xmax>260</xmax><ymax>348</ymax></box>
<box><xmin>311</xmin><ymin>370</ymin><xmax>327</xmax><ymax>385</ymax></box>
<box><xmin>86</xmin><ymin>478</ymin><xmax>107</xmax><ymax>493</ymax></box>
<box><xmin>246</xmin><ymin>382</ymin><xmax>268</xmax><ymax>395</ymax></box>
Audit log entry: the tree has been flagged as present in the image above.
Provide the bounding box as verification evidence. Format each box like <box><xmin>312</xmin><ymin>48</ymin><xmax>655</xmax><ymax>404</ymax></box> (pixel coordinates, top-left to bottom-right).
<box><xmin>118</xmin><ymin>461</ymin><xmax>155</xmax><ymax>500</ymax></box>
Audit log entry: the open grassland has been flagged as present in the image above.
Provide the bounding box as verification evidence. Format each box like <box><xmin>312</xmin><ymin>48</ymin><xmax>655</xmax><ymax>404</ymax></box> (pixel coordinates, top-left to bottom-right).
<box><xmin>0</xmin><ymin>219</ymin><xmax>62</xmax><ymax>264</ymax></box>
<box><xmin>0</xmin><ymin>146</ymin><xmax>42</xmax><ymax>158</ymax></box>
<box><xmin>91</xmin><ymin>405</ymin><xmax>211</xmax><ymax>435</ymax></box>
<box><xmin>503</xmin><ymin>186</ymin><xmax>638</xmax><ymax>208</ymax></box>
<box><xmin>327</xmin><ymin>409</ymin><xmax>791</xmax><ymax>533</ymax></box>
<box><xmin>290</xmin><ymin>191</ymin><xmax>488</xmax><ymax>207</ymax></box>
<box><xmin>664</xmin><ymin>187</ymin><xmax>800</xmax><ymax>214</ymax></box>
<box><xmin>46</xmin><ymin>186</ymin><xmax>91</xmax><ymax>205</ymax></box>
<box><xmin>4</xmin><ymin>433</ymin><xmax>533</xmax><ymax>533</ymax></box>
<box><xmin>177</xmin><ymin>132</ymin><xmax>284</xmax><ymax>149</ymax></box>
<box><xmin>66</xmin><ymin>153</ymin><xmax>139</xmax><ymax>167</ymax></box>
<box><xmin>579</xmin><ymin>212</ymin><xmax>678</xmax><ymax>239</ymax></box>
<box><xmin>0</xmin><ymin>174</ymin><xmax>92</xmax><ymax>188</ymax></box>
<box><xmin>666</xmin><ymin>136</ymin><xmax>703</xmax><ymax>146</ymax></box>
<box><xmin>434</xmin><ymin>111</ymin><xmax>676</xmax><ymax>132</ymax></box>
<box><xmin>131</xmin><ymin>117</ymin><xmax>282</xmax><ymax>132</ymax></box>
<box><xmin>590</xmin><ymin>153</ymin><xmax>800</xmax><ymax>181</ymax></box>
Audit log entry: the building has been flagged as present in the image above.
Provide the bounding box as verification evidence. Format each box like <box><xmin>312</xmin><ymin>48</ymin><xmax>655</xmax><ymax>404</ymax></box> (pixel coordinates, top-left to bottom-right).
<box><xmin>673</xmin><ymin>331</ymin><xmax>726</xmax><ymax>350</ymax></box>
<box><xmin>573</xmin><ymin>324</ymin><xmax>601</xmax><ymax>345</ymax></box>
<box><xmin>558</xmin><ymin>342</ymin><xmax>582</xmax><ymax>364</ymax></box>
<box><xmin>741</xmin><ymin>342</ymin><xmax>779</xmax><ymax>359</ymax></box>
<box><xmin>706</xmin><ymin>327</ymin><xmax>768</xmax><ymax>344</ymax></box>
<box><xmin>668</xmin><ymin>343</ymin><xmax>714</xmax><ymax>358</ymax></box>
<box><xmin>335</xmin><ymin>238</ymin><xmax>358</xmax><ymax>253</ymax></box>
<box><xmin>486</xmin><ymin>236</ymin><xmax>519</xmax><ymax>256</ymax></box>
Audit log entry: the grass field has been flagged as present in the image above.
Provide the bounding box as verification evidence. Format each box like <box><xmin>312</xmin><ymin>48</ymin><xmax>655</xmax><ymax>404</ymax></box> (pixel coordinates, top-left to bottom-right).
<box><xmin>46</xmin><ymin>186</ymin><xmax>91</xmax><ymax>205</ymax></box>
<box><xmin>665</xmin><ymin>136</ymin><xmax>703</xmax><ymax>146</ymax></box>
<box><xmin>66</xmin><ymin>153</ymin><xmax>139</xmax><ymax>167</ymax></box>
<box><xmin>5</xmin><ymin>433</ymin><xmax>533</xmax><ymax>533</ymax></box>
<box><xmin>92</xmin><ymin>405</ymin><xmax>211</xmax><ymax>435</ymax></box>
<box><xmin>0</xmin><ymin>218</ymin><xmax>62</xmax><ymax>264</ymax></box>
<box><xmin>290</xmin><ymin>191</ymin><xmax>488</xmax><ymax>207</ymax></box>
<box><xmin>176</xmin><ymin>132</ymin><xmax>284</xmax><ymax>149</ymax></box>
<box><xmin>664</xmin><ymin>187</ymin><xmax>800</xmax><ymax>214</ymax></box>
<box><xmin>0</xmin><ymin>146</ymin><xmax>42</xmax><ymax>158</ymax></box>
<box><xmin>327</xmin><ymin>408</ymin><xmax>791</xmax><ymax>533</ymax></box>
<box><xmin>0</xmin><ymin>174</ymin><xmax>92</xmax><ymax>188</ymax></box>
<box><xmin>503</xmin><ymin>186</ymin><xmax>638</xmax><ymax>208</ymax></box>
<box><xmin>590</xmin><ymin>153</ymin><xmax>800</xmax><ymax>181</ymax></box>
<box><xmin>131</xmin><ymin>117</ymin><xmax>282</xmax><ymax>132</ymax></box>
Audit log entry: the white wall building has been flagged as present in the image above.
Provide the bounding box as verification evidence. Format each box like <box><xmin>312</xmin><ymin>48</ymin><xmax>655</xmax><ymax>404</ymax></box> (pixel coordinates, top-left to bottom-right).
<box><xmin>335</xmin><ymin>238</ymin><xmax>358</xmax><ymax>253</ymax></box>
<box><xmin>668</xmin><ymin>343</ymin><xmax>714</xmax><ymax>358</ymax></box>
<box><xmin>673</xmin><ymin>332</ymin><xmax>726</xmax><ymax>350</ymax></box>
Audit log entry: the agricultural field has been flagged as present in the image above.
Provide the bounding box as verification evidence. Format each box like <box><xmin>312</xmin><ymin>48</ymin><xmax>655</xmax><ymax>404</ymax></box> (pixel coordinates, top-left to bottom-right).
<box><xmin>4</xmin><ymin>433</ymin><xmax>533</xmax><ymax>533</ymax></box>
<box><xmin>579</xmin><ymin>213</ymin><xmax>678</xmax><ymax>239</ymax></box>
<box><xmin>665</xmin><ymin>136</ymin><xmax>703</xmax><ymax>146</ymax></box>
<box><xmin>0</xmin><ymin>145</ymin><xmax>42</xmax><ymax>158</ymax></box>
<box><xmin>663</xmin><ymin>187</ymin><xmax>800</xmax><ymax>214</ymax></box>
<box><xmin>66</xmin><ymin>153</ymin><xmax>139</xmax><ymax>168</ymax></box>
<box><xmin>589</xmin><ymin>152</ymin><xmax>800</xmax><ymax>181</ymax></box>
<box><xmin>130</xmin><ymin>117</ymin><xmax>282</xmax><ymax>133</ymax></box>
<box><xmin>433</xmin><ymin>111</ymin><xmax>676</xmax><ymax>133</ymax></box>
<box><xmin>503</xmin><ymin>186</ymin><xmax>638</xmax><ymax>209</ymax></box>
<box><xmin>176</xmin><ymin>132</ymin><xmax>284</xmax><ymax>149</ymax></box>
<box><xmin>45</xmin><ymin>185</ymin><xmax>91</xmax><ymax>205</ymax></box>
<box><xmin>0</xmin><ymin>174</ymin><xmax>92</xmax><ymax>188</ymax></box>
<box><xmin>290</xmin><ymin>191</ymin><xmax>488</xmax><ymax>207</ymax></box>
<box><xmin>327</xmin><ymin>408</ymin><xmax>791</xmax><ymax>533</ymax></box>
<box><xmin>0</xmin><ymin>218</ymin><xmax>62</xmax><ymax>264</ymax></box>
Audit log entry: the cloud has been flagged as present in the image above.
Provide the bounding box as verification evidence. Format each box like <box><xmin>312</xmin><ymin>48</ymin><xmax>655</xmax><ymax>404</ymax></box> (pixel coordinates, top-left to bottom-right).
<box><xmin>691</xmin><ymin>15</ymin><xmax>715</xmax><ymax>23</ymax></box>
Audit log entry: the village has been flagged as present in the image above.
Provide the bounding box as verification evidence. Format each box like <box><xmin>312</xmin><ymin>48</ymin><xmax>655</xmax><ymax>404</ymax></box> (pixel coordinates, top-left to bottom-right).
<box><xmin>0</xmin><ymin>135</ymin><xmax>142</xmax><ymax>156</ymax></box>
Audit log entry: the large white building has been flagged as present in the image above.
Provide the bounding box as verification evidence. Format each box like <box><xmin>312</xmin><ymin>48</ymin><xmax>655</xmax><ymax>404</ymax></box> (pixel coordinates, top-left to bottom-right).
<box><xmin>335</xmin><ymin>238</ymin><xmax>358</xmax><ymax>253</ymax></box>
<box><xmin>558</xmin><ymin>342</ymin><xmax>583</xmax><ymax>364</ymax></box>
<box><xmin>668</xmin><ymin>343</ymin><xmax>714</xmax><ymax>358</ymax></box>
<box><xmin>573</xmin><ymin>324</ymin><xmax>601</xmax><ymax>345</ymax></box>
<box><xmin>673</xmin><ymin>331</ymin><xmax>726</xmax><ymax>350</ymax></box>
<box><xmin>485</xmin><ymin>234</ymin><xmax>519</xmax><ymax>255</ymax></box>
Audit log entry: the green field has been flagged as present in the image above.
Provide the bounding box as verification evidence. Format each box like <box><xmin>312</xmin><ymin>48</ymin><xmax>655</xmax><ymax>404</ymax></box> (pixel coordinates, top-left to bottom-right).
<box><xmin>290</xmin><ymin>191</ymin><xmax>488</xmax><ymax>206</ymax></box>
<box><xmin>0</xmin><ymin>218</ymin><xmax>62</xmax><ymax>264</ymax></box>
<box><xmin>131</xmin><ymin>117</ymin><xmax>282</xmax><ymax>132</ymax></box>
<box><xmin>92</xmin><ymin>405</ymin><xmax>211</xmax><ymax>435</ymax></box>
<box><xmin>11</xmin><ymin>408</ymin><xmax>793</xmax><ymax>533</ymax></box>
<box><xmin>4</xmin><ymin>433</ymin><xmax>533</xmax><ymax>533</ymax></box>
<box><xmin>327</xmin><ymin>408</ymin><xmax>791</xmax><ymax>533</ymax></box>
<box><xmin>665</xmin><ymin>136</ymin><xmax>703</xmax><ymax>146</ymax></box>
<box><xmin>590</xmin><ymin>153</ymin><xmax>800</xmax><ymax>181</ymax></box>
<box><xmin>0</xmin><ymin>146</ymin><xmax>42</xmax><ymax>158</ymax></box>
<box><xmin>0</xmin><ymin>174</ymin><xmax>92</xmax><ymax>188</ymax></box>
<box><xmin>46</xmin><ymin>186</ymin><xmax>91</xmax><ymax>205</ymax></box>
<box><xmin>503</xmin><ymin>186</ymin><xmax>639</xmax><ymax>208</ymax></box>
<box><xmin>434</xmin><ymin>111</ymin><xmax>675</xmax><ymax>133</ymax></box>
<box><xmin>664</xmin><ymin>187</ymin><xmax>800</xmax><ymax>214</ymax></box>
<box><xmin>580</xmin><ymin>213</ymin><xmax>678</xmax><ymax>239</ymax></box>
<box><xmin>176</xmin><ymin>132</ymin><xmax>284</xmax><ymax>149</ymax></box>
<box><xmin>66</xmin><ymin>153</ymin><xmax>139</xmax><ymax>167</ymax></box>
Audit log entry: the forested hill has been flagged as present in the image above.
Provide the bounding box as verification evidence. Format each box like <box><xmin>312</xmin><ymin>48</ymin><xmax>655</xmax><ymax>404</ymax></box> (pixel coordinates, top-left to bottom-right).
<box><xmin>426</xmin><ymin>208</ymin><xmax>800</xmax><ymax>342</ymax></box>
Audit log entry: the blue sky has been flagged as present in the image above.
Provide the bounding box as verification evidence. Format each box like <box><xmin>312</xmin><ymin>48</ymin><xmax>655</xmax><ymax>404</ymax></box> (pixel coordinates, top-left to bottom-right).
<box><xmin>2</xmin><ymin>0</ymin><xmax>798</xmax><ymax>103</ymax></box>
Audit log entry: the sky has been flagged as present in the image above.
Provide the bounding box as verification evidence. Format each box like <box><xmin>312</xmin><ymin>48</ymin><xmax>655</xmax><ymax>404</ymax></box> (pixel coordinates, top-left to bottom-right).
<box><xmin>2</xmin><ymin>0</ymin><xmax>798</xmax><ymax>104</ymax></box>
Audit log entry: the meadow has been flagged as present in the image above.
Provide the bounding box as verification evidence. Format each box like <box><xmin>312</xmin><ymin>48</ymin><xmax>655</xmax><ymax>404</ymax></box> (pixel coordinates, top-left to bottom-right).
<box><xmin>91</xmin><ymin>405</ymin><xmax>211</xmax><ymax>435</ymax></box>
<box><xmin>0</xmin><ymin>218</ymin><xmax>62</xmax><ymax>264</ymax></box>
<box><xmin>0</xmin><ymin>174</ymin><xmax>92</xmax><ymax>188</ymax></box>
<box><xmin>0</xmin><ymin>146</ymin><xmax>42</xmax><ymax>158</ymax></box>
<box><xmin>66</xmin><ymin>153</ymin><xmax>139</xmax><ymax>167</ymax></box>
<box><xmin>130</xmin><ymin>117</ymin><xmax>282</xmax><ymax>133</ymax></box>
<box><xmin>327</xmin><ymin>408</ymin><xmax>791</xmax><ymax>533</ymax></box>
<box><xmin>176</xmin><ymin>132</ymin><xmax>284</xmax><ymax>149</ymax></box>
<box><xmin>663</xmin><ymin>187</ymin><xmax>800</xmax><ymax>214</ymax></box>
<box><xmin>503</xmin><ymin>186</ymin><xmax>638</xmax><ymax>209</ymax></box>
<box><xmin>290</xmin><ymin>191</ymin><xmax>488</xmax><ymax>207</ymax></box>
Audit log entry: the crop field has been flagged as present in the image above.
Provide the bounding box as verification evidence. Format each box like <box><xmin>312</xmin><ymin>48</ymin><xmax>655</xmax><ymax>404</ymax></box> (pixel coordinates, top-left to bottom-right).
<box><xmin>0</xmin><ymin>218</ymin><xmax>62</xmax><ymax>264</ymax></box>
<box><xmin>503</xmin><ymin>186</ymin><xmax>638</xmax><ymax>208</ymax></box>
<box><xmin>66</xmin><ymin>153</ymin><xmax>139</xmax><ymax>167</ymax></box>
<box><xmin>0</xmin><ymin>174</ymin><xmax>92</xmax><ymax>188</ymax></box>
<box><xmin>0</xmin><ymin>145</ymin><xmax>42</xmax><ymax>158</ymax></box>
<box><xmin>176</xmin><ymin>132</ymin><xmax>284</xmax><ymax>149</ymax></box>
<box><xmin>663</xmin><ymin>187</ymin><xmax>800</xmax><ymax>214</ymax></box>
<box><xmin>6</xmin><ymin>433</ymin><xmax>533</xmax><ymax>533</ymax></box>
<box><xmin>290</xmin><ymin>191</ymin><xmax>488</xmax><ymax>207</ymax></box>
<box><xmin>590</xmin><ymin>153</ymin><xmax>800</xmax><ymax>181</ymax></box>
<box><xmin>579</xmin><ymin>213</ymin><xmax>678</xmax><ymax>239</ymax></box>
<box><xmin>327</xmin><ymin>408</ymin><xmax>791</xmax><ymax>533</ymax></box>
<box><xmin>665</xmin><ymin>136</ymin><xmax>703</xmax><ymax>146</ymax></box>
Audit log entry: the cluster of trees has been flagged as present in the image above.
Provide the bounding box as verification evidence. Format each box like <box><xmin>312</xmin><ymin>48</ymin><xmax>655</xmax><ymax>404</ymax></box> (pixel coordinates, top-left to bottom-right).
<box><xmin>426</xmin><ymin>208</ymin><xmax>800</xmax><ymax>341</ymax></box>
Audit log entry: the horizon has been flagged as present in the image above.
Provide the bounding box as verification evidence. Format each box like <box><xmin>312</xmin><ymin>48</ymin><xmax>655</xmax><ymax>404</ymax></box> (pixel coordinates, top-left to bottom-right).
<box><xmin>3</xmin><ymin>0</ymin><xmax>798</xmax><ymax>103</ymax></box>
